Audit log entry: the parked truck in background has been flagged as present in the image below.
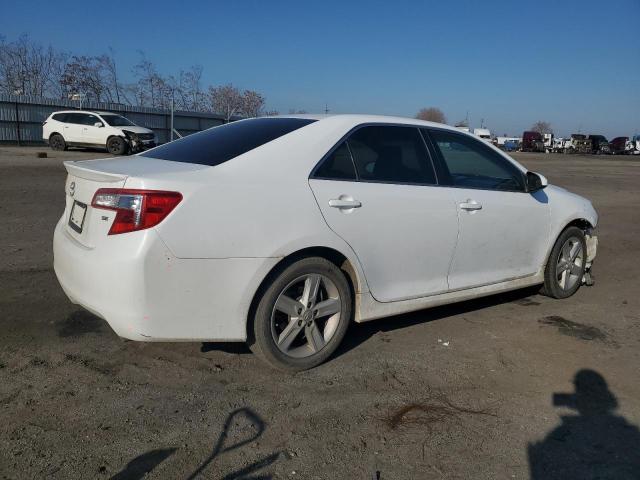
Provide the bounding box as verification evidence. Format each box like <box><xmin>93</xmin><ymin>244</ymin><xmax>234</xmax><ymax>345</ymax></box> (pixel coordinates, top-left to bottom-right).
<box><xmin>496</xmin><ymin>136</ymin><xmax>521</xmax><ymax>151</ymax></box>
<box><xmin>565</xmin><ymin>134</ymin><xmax>592</xmax><ymax>154</ymax></box>
<box><xmin>587</xmin><ymin>135</ymin><xmax>611</xmax><ymax>154</ymax></box>
<box><xmin>522</xmin><ymin>131</ymin><xmax>545</xmax><ymax>152</ymax></box>
<box><xmin>610</xmin><ymin>137</ymin><xmax>628</xmax><ymax>155</ymax></box>
<box><xmin>610</xmin><ymin>136</ymin><xmax>639</xmax><ymax>155</ymax></box>
<box><xmin>474</xmin><ymin>128</ymin><xmax>492</xmax><ymax>144</ymax></box>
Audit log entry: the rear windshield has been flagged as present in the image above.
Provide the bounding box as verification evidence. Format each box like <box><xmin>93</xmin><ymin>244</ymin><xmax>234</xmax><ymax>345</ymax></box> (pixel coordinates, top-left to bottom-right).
<box><xmin>141</xmin><ymin>117</ymin><xmax>316</xmax><ymax>166</ymax></box>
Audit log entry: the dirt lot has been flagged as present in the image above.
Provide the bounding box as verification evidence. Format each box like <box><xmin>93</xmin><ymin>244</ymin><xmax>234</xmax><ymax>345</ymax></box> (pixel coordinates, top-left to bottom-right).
<box><xmin>1</xmin><ymin>145</ymin><xmax>639</xmax><ymax>479</ymax></box>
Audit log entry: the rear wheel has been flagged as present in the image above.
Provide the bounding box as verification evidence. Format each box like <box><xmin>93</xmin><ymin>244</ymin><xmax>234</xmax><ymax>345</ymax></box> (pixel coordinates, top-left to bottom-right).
<box><xmin>106</xmin><ymin>136</ymin><xmax>129</xmax><ymax>155</ymax></box>
<box><xmin>542</xmin><ymin>226</ymin><xmax>587</xmax><ymax>299</ymax></box>
<box><xmin>49</xmin><ymin>133</ymin><xmax>67</xmax><ymax>151</ymax></box>
<box><xmin>249</xmin><ymin>257</ymin><xmax>352</xmax><ymax>371</ymax></box>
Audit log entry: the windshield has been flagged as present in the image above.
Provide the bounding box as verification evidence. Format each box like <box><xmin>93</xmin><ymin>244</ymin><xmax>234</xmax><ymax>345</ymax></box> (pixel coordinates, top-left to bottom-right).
<box><xmin>100</xmin><ymin>114</ymin><xmax>136</xmax><ymax>127</ymax></box>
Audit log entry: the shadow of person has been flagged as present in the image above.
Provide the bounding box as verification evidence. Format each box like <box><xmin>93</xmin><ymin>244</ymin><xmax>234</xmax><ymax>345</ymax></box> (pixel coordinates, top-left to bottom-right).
<box><xmin>186</xmin><ymin>407</ymin><xmax>280</xmax><ymax>480</ymax></box>
<box><xmin>528</xmin><ymin>369</ymin><xmax>640</xmax><ymax>479</ymax></box>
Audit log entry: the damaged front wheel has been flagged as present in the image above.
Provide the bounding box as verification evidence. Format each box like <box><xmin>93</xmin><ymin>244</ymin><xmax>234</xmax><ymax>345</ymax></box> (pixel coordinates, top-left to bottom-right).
<box><xmin>106</xmin><ymin>136</ymin><xmax>129</xmax><ymax>156</ymax></box>
<box><xmin>542</xmin><ymin>226</ymin><xmax>587</xmax><ymax>299</ymax></box>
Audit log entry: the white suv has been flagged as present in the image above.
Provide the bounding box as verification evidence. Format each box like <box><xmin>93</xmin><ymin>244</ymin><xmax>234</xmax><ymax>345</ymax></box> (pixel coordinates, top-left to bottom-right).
<box><xmin>42</xmin><ymin>110</ymin><xmax>157</xmax><ymax>155</ymax></box>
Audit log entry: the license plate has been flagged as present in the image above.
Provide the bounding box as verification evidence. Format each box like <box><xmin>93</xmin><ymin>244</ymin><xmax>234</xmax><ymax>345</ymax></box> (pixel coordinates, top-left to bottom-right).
<box><xmin>68</xmin><ymin>200</ymin><xmax>87</xmax><ymax>233</ymax></box>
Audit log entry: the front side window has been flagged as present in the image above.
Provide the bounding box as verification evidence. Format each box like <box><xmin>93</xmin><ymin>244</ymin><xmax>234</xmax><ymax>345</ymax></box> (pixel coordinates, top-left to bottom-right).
<box><xmin>142</xmin><ymin>117</ymin><xmax>316</xmax><ymax>166</ymax></box>
<box><xmin>346</xmin><ymin>126</ymin><xmax>436</xmax><ymax>184</ymax></box>
<box><xmin>101</xmin><ymin>114</ymin><xmax>135</xmax><ymax>127</ymax></box>
<box><xmin>84</xmin><ymin>114</ymin><xmax>102</xmax><ymax>126</ymax></box>
<box><xmin>428</xmin><ymin>129</ymin><xmax>524</xmax><ymax>191</ymax></box>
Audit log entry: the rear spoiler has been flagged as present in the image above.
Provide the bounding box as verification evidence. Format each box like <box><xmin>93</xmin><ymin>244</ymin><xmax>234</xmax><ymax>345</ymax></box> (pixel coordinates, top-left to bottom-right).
<box><xmin>63</xmin><ymin>161</ymin><xmax>128</xmax><ymax>183</ymax></box>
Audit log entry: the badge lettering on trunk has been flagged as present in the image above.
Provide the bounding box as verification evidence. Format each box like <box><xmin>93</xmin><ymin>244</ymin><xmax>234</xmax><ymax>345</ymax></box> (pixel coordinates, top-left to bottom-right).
<box><xmin>69</xmin><ymin>181</ymin><xmax>75</xmax><ymax>197</ymax></box>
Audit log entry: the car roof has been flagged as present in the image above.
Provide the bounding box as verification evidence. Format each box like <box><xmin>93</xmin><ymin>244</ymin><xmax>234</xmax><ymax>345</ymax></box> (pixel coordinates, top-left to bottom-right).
<box><xmin>50</xmin><ymin>110</ymin><xmax>119</xmax><ymax>115</ymax></box>
<box><xmin>265</xmin><ymin>113</ymin><xmax>463</xmax><ymax>133</ymax></box>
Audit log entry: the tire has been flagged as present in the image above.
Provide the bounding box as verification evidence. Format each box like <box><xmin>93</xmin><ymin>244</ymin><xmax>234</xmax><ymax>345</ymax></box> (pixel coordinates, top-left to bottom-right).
<box><xmin>49</xmin><ymin>133</ymin><xmax>67</xmax><ymax>151</ymax></box>
<box><xmin>106</xmin><ymin>136</ymin><xmax>129</xmax><ymax>155</ymax></box>
<box><xmin>248</xmin><ymin>257</ymin><xmax>352</xmax><ymax>371</ymax></box>
<box><xmin>542</xmin><ymin>226</ymin><xmax>587</xmax><ymax>299</ymax></box>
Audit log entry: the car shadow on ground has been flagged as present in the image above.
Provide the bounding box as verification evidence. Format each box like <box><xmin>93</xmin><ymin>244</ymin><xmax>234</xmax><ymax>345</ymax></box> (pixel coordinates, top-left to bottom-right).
<box><xmin>528</xmin><ymin>369</ymin><xmax>640</xmax><ymax>479</ymax></box>
<box><xmin>201</xmin><ymin>286</ymin><xmax>543</xmax><ymax>359</ymax></box>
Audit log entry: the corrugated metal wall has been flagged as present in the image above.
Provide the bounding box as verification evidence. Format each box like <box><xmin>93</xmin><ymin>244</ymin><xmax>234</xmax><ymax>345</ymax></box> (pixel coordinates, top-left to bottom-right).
<box><xmin>0</xmin><ymin>94</ymin><xmax>228</xmax><ymax>145</ymax></box>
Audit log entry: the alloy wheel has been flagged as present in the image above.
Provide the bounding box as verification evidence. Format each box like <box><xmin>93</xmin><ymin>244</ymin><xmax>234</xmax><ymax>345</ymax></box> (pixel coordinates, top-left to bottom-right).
<box><xmin>270</xmin><ymin>273</ymin><xmax>342</xmax><ymax>358</ymax></box>
<box><xmin>556</xmin><ymin>237</ymin><xmax>584</xmax><ymax>291</ymax></box>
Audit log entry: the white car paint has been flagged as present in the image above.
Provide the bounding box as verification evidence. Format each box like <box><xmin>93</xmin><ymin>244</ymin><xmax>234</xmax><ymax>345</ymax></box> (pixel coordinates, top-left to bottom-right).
<box><xmin>42</xmin><ymin>110</ymin><xmax>156</xmax><ymax>151</ymax></box>
<box><xmin>53</xmin><ymin>114</ymin><xmax>598</xmax><ymax>343</ymax></box>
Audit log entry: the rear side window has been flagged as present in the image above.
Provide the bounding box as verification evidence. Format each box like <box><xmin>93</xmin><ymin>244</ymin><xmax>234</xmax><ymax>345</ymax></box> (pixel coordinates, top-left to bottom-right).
<box><xmin>52</xmin><ymin>113</ymin><xmax>68</xmax><ymax>122</ymax></box>
<box><xmin>347</xmin><ymin>126</ymin><xmax>436</xmax><ymax>184</ymax></box>
<box><xmin>65</xmin><ymin>113</ymin><xmax>88</xmax><ymax>124</ymax></box>
<box><xmin>314</xmin><ymin>142</ymin><xmax>357</xmax><ymax>180</ymax></box>
<box><xmin>141</xmin><ymin>118</ymin><xmax>316</xmax><ymax>166</ymax></box>
<box><xmin>428</xmin><ymin>129</ymin><xmax>524</xmax><ymax>191</ymax></box>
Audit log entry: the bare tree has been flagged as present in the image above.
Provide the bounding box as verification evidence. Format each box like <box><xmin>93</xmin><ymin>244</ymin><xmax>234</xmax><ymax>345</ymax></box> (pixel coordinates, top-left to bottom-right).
<box><xmin>60</xmin><ymin>55</ymin><xmax>110</xmax><ymax>102</ymax></box>
<box><xmin>531</xmin><ymin>121</ymin><xmax>553</xmax><ymax>135</ymax></box>
<box><xmin>416</xmin><ymin>107</ymin><xmax>447</xmax><ymax>124</ymax></box>
<box><xmin>179</xmin><ymin>65</ymin><xmax>206</xmax><ymax>112</ymax></box>
<box><xmin>263</xmin><ymin>110</ymin><xmax>280</xmax><ymax>116</ymax></box>
<box><xmin>288</xmin><ymin>109</ymin><xmax>308</xmax><ymax>114</ymax></box>
<box><xmin>2</xmin><ymin>35</ymin><xmax>271</xmax><ymax>119</ymax></box>
<box><xmin>242</xmin><ymin>90</ymin><xmax>265</xmax><ymax>118</ymax></box>
<box><xmin>209</xmin><ymin>84</ymin><xmax>243</xmax><ymax>121</ymax></box>
<box><xmin>130</xmin><ymin>53</ymin><xmax>171</xmax><ymax>108</ymax></box>
<box><xmin>96</xmin><ymin>48</ymin><xmax>123</xmax><ymax>104</ymax></box>
<box><xmin>0</xmin><ymin>34</ymin><xmax>66</xmax><ymax>97</ymax></box>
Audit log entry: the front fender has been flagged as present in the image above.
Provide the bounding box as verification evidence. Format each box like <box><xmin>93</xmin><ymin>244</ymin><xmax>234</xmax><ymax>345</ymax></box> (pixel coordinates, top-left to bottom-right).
<box><xmin>543</xmin><ymin>184</ymin><xmax>599</xmax><ymax>263</ymax></box>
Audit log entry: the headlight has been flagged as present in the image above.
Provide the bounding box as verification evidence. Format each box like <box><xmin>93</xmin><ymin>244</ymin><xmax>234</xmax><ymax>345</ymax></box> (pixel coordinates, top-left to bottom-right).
<box><xmin>122</xmin><ymin>130</ymin><xmax>139</xmax><ymax>141</ymax></box>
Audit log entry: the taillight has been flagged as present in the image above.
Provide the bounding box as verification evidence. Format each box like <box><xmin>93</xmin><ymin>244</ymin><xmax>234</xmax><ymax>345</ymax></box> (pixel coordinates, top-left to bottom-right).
<box><xmin>91</xmin><ymin>189</ymin><xmax>182</xmax><ymax>235</ymax></box>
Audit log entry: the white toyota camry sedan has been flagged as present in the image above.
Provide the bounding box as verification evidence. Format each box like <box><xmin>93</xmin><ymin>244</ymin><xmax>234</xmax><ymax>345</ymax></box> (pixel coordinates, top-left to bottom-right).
<box><xmin>54</xmin><ymin>115</ymin><xmax>598</xmax><ymax>370</ymax></box>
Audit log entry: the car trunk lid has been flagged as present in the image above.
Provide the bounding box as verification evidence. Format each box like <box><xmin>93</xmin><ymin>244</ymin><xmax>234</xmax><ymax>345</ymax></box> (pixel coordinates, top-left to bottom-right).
<box><xmin>61</xmin><ymin>156</ymin><xmax>208</xmax><ymax>247</ymax></box>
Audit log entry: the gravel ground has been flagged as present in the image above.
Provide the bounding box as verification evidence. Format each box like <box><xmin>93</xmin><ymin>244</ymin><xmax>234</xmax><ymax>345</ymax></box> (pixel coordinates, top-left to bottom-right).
<box><xmin>1</xmin><ymin>146</ymin><xmax>639</xmax><ymax>479</ymax></box>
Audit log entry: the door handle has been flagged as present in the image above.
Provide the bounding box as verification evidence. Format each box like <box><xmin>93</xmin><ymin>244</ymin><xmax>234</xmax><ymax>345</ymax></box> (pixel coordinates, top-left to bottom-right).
<box><xmin>329</xmin><ymin>198</ymin><xmax>362</xmax><ymax>209</ymax></box>
<box><xmin>459</xmin><ymin>200</ymin><xmax>482</xmax><ymax>211</ymax></box>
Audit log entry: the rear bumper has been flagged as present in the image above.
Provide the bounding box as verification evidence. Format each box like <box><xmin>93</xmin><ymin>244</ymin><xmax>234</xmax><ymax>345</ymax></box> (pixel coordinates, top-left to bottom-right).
<box><xmin>53</xmin><ymin>217</ymin><xmax>278</xmax><ymax>341</ymax></box>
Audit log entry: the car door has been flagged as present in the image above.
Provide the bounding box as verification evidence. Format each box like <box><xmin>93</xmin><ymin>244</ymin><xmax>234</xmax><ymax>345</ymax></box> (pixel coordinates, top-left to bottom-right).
<box><xmin>309</xmin><ymin>125</ymin><xmax>459</xmax><ymax>303</ymax></box>
<box><xmin>425</xmin><ymin>128</ymin><xmax>550</xmax><ymax>290</ymax></box>
<box><xmin>62</xmin><ymin>113</ymin><xmax>85</xmax><ymax>143</ymax></box>
<box><xmin>81</xmin><ymin>113</ymin><xmax>105</xmax><ymax>145</ymax></box>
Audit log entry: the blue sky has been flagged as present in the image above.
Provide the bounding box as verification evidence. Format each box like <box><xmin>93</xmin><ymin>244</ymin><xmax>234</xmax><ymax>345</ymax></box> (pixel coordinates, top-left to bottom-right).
<box><xmin>2</xmin><ymin>0</ymin><xmax>639</xmax><ymax>137</ymax></box>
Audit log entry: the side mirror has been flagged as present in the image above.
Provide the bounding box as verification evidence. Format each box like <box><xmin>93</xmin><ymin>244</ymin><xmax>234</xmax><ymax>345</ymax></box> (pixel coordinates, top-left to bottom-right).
<box><xmin>526</xmin><ymin>171</ymin><xmax>548</xmax><ymax>192</ymax></box>
<box><xmin>94</xmin><ymin>122</ymin><xmax>103</xmax><ymax>127</ymax></box>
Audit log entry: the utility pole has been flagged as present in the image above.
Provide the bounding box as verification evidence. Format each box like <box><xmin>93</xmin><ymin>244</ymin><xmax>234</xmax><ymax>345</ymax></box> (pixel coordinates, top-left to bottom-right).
<box><xmin>324</xmin><ymin>103</ymin><xmax>329</xmax><ymax>115</ymax></box>
<box><xmin>170</xmin><ymin>88</ymin><xmax>175</xmax><ymax>142</ymax></box>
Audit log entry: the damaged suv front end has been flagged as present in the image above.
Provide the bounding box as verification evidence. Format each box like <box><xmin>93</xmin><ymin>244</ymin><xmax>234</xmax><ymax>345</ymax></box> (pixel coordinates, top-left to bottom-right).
<box><xmin>122</xmin><ymin>130</ymin><xmax>156</xmax><ymax>153</ymax></box>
